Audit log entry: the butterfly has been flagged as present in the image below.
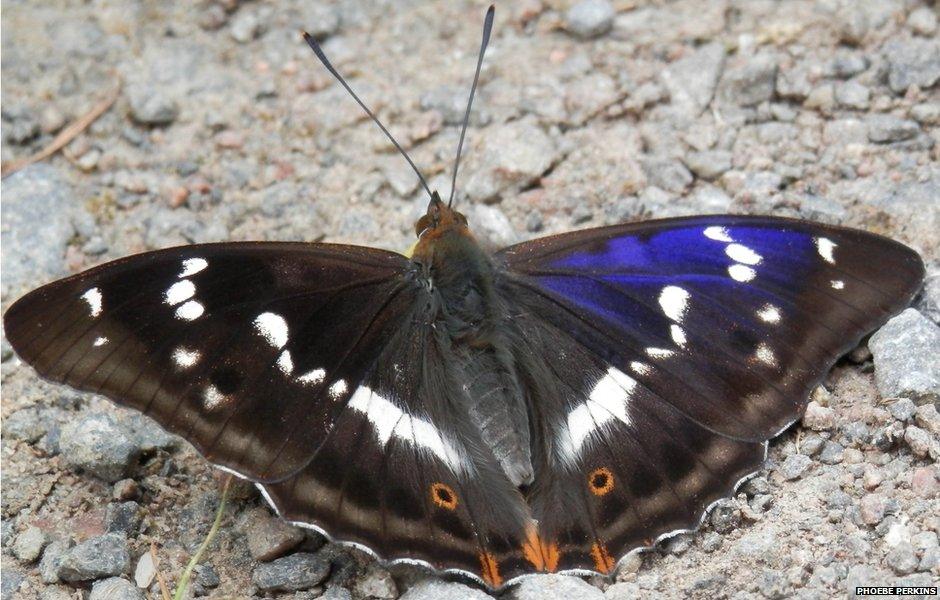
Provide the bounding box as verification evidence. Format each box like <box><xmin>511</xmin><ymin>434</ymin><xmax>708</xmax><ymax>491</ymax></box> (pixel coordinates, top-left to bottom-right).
<box><xmin>2</xmin><ymin>5</ymin><xmax>926</xmax><ymax>591</ymax></box>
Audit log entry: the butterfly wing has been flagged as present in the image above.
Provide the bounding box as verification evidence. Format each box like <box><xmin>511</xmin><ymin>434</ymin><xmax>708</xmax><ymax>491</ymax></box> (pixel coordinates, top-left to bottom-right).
<box><xmin>3</xmin><ymin>241</ymin><xmax>535</xmax><ymax>586</ymax></box>
<box><xmin>496</xmin><ymin>215</ymin><xmax>924</xmax><ymax>574</ymax></box>
<box><xmin>4</xmin><ymin>242</ymin><xmax>427</xmax><ymax>483</ymax></box>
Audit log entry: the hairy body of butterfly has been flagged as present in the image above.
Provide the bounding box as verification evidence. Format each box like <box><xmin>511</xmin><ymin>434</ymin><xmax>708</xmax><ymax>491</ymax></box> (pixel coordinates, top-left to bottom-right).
<box><xmin>4</xmin><ymin>198</ymin><xmax>925</xmax><ymax>589</ymax></box>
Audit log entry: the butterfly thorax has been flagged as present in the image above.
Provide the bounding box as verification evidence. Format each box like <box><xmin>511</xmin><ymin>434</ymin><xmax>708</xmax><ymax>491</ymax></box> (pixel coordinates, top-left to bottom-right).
<box><xmin>411</xmin><ymin>200</ymin><xmax>535</xmax><ymax>487</ymax></box>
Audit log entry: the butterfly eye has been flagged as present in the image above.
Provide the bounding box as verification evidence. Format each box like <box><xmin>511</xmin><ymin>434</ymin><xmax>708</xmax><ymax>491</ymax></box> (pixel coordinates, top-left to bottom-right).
<box><xmin>587</xmin><ymin>467</ymin><xmax>614</xmax><ymax>496</ymax></box>
<box><xmin>415</xmin><ymin>214</ymin><xmax>431</xmax><ymax>237</ymax></box>
<box><xmin>430</xmin><ymin>482</ymin><xmax>458</xmax><ymax>510</ymax></box>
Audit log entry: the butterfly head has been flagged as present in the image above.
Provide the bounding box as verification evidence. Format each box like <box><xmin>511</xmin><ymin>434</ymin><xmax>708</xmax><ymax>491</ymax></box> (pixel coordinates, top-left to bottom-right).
<box><xmin>414</xmin><ymin>191</ymin><xmax>470</xmax><ymax>240</ymax></box>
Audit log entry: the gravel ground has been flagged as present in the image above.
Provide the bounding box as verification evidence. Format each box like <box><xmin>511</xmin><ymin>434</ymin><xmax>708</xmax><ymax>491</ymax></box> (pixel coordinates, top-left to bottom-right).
<box><xmin>2</xmin><ymin>1</ymin><xmax>939</xmax><ymax>599</ymax></box>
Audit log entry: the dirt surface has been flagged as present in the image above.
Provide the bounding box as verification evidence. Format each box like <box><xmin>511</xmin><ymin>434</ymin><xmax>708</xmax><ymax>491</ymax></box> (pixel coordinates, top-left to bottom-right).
<box><xmin>2</xmin><ymin>1</ymin><xmax>938</xmax><ymax>599</ymax></box>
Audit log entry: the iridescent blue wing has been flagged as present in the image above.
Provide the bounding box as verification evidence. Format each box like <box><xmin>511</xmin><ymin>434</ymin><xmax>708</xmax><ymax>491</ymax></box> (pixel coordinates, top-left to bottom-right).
<box><xmin>495</xmin><ymin>215</ymin><xmax>924</xmax><ymax>576</ymax></box>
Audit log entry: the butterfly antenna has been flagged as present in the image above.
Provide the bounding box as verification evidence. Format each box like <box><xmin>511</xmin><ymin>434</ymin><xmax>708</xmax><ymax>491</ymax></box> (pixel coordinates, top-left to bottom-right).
<box><xmin>302</xmin><ymin>31</ymin><xmax>433</xmax><ymax>201</ymax></box>
<box><xmin>448</xmin><ymin>5</ymin><xmax>495</xmax><ymax>208</ymax></box>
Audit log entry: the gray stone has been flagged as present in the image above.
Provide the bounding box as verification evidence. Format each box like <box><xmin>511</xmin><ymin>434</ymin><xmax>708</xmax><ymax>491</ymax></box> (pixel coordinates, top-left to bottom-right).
<box><xmin>870</xmin><ymin>309</ymin><xmax>940</xmax><ymax>403</ymax></box>
<box><xmin>846</xmin><ymin>564</ymin><xmax>890</xmax><ymax>598</ymax></box>
<box><xmin>818</xmin><ymin>441</ymin><xmax>845</xmax><ymax>464</ymax></box>
<box><xmin>802</xmin><ymin>401</ymin><xmax>835</xmax><ymax>431</ymax></box>
<box><xmin>779</xmin><ymin>454</ymin><xmax>812</xmax><ymax>480</ymax></box>
<box><xmin>468</xmin><ymin>205</ymin><xmax>518</xmax><ymax>248</ymax></box>
<box><xmin>835</xmin><ymin>81</ymin><xmax>870</xmax><ymax>110</ymax></box>
<box><xmin>4</xmin><ymin>114</ymin><xmax>40</xmax><ymax>144</ymax></box>
<box><xmin>889</xmin><ymin>398</ymin><xmax>918</xmax><ymax>422</ymax></box>
<box><xmin>39</xmin><ymin>540</ymin><xmax>73</xmax><ymax>583</ymax></box>
<box><xmin>508</xmin><ymin>574</ymin><xmax>604</xmax><ymax>600</ymax></box>
<box><xmin>353</xmin><ymin>563</ymin><xmax>397</xmax><ymax>599</ymax></box>
<box><xmin>759</xmin><ymin>568</ymin><xmax>789</xmax><ymax>599</ymax></box>
<box><xmin>230</xmin><ymin>9</ymin><xmax>263</xmax><ymax>43</ymax></box>
<box><xmin>420</xmin><ymin>85</ymin><xmax>490</xmax><ymax>126</ymax></box>
<box><xmin>662</xmin><ymin>42</ymin><xmax>726</xmax><ymax>115</ymax></box>
<box><xmin>251</xmin><ymin>552</ymin><xmax>330</xmax><ymax>593</ymax></box>
<box><xmin>244</xmin><ymin>509</ymin><xmax>304</xmax><ymax>561</ymax></box>
<box><xmin>400</xmin><ymin>579</ymin><xmax>495</xmax><ymax>600</ymax></box>
<box><xmin>0</xmin><ymin>567</ymin><xmax>25</xmax><ymax>600</ymax></box>
<box><xmin>605</xmin><ymin>582</ymin><xmax>642</xmax><ymax>599</ymax></box>
<box><xmin>564</xmin><ymin>0</ymin><xmax>615</xmax><ymax>39</ymax></box>
<box><xmin>641</xmin><ymin>157</ymin><xmax>693</xmax><ymax>193</ymax></box>
<box><xmin>57</xmin><ymin>533</ymin><xmax>131</xmax><ymax>582</ymax></box>
<box><xmin>883</xmin><ymin>38</ymin><xmax>940</xmax><ymax>94</ymax></box>
<box><xmin>911</xmin><ymin>102</ymin><xmax>940</xmax><ymax>126</ymax></box>
<box><xmin>60</xmin><ymin>412</ymin><xmax>140</xmax><ymax>482</ymax></box>
<box><xmin>2</xmin><ymin>406</ymin><xmax>58</xmax><ymax>444</ymax></box>
<box><xmin>904</xmin><ymin>425</ymin><xmax>936</xmax><ymax>459</ymax></box>
<box><xmin>867</xmin><ymin>115</ymin><xmax>921</xmax><ymax>143</ymax></box>
<box><xmin>322</xmin><ymin>587</ymin><xmax>354</xmax><ymax>600</ymax></box>
<box><xmin>719</xmin><ymin>54</ymin><xmax>778</xmax><ymax>107</ymax></box>
<box><xmin>684</xmin><ymin>150</ymin><xmax>732</xmax><ymax>180</ymax></box>
<box><xmin>885</xmin><ymin>542</ymin><xmax>918</xmax><ymax>575</ymax></box>
<box><xmin>709</xmin><ymin>500</ymin><xmax>741</xmax><ymax>534</ymax></box>
<box><xmin>829</xmin><ymin>53</ymin><xmax>870</xmax><ymax>79</ymax></box>
<box><xmin>13</xmin><ymin>526</ymin><xmax>48</xmax><ymax>562</ymax></box>
<box><xmin>127</xmin><ymin>85</ymin><xmax>179</xmax><ymax>125</ymax></box>
<box><xmin>120</xmin><ymin>413</ymin><xmax>179</xmax><ymax>452</ymax></box>
<box><xmin>106</xmin><ymin>501</ymin><xmax>142</xmax><ymax>535</ymax></box>
<box><xmin>907</xmin><ymin>7</ymin><xmax>938</xmax><ymax>37</ymax></box>
<box><xmin>915</xmin><ymin>404</ymin><xmax>940</xmax><ymax>436</ymax></box>
<box><xmin>300</xmin><ymin>4</ymin><xmax>341</xmax><ymax>40</ymax></box>
<box><xmin>860</xmin><ymin>493</ymin><xmax>887</xmax><ymax>526</ymax></box>
<box><xmin>89</xmin><ymin>577</ymin><xmax>145</xmax><ymax>600</ymax></box>
<box><xmin>462</xmin><ymin>118</ymin><xmax>558</xmax><ymax>204</ymax></box>
<box><xmin>1</xmin><ymin>165</ymin><xmax>80</xmax><ymax>296</ymax></box>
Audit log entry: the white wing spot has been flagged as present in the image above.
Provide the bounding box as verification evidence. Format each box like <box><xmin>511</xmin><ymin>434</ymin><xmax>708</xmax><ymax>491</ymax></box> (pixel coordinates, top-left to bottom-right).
<box><xmin>658</xmin><ymin>286</ymin><xmax>690</xmax><ymax>322</ymax></box>
<box><xmin>564</xmin><ymin>367</ymin><xmax>636</xmax><ymax>462</ymax></box>
<box><xmin>165</xmin><ymin>280</ymin><xmax>196</xmax><ymax>306</ymax></box>
<box><xmin>815</xmin><ymin>237</ymin><xmax>837</xmax><ymax>264</ymax></box>
<box><xmin>726</xmin><ymin>243</ymin><xmax>763</xmax><ymax>265</ymax></box>
<box><xmin>728</xmin><ymin>264</ymin><xmax>757</xmax><ymax>282</ymax></box>
<box><xmin>348</xmin><ymin>386</ymin><xmax>464</xmax><ymax>473</ymax></box>
<box><xmin>203</xmin><ymin>385</ymin><xmax>227</xmax><ymax>411</ymax></box>
<box><xmin>298</xmin><ymin>368</ymin><xmax>326</xmax><ymax>385</ymax></box>
<box><xmin>179</xmin><ymin>258</ymin><xmax>208</xmax><ymax>278</ymax></box>
<box><xmin>175</xmin><ymin>300</ymin><xmax>204</xmax><ymax>321</ymax></box>
<box><xmin>277</xmin><ymin>351</ymin><xmax>294</xmax><ymax>375</ymax></box>
<box><xmin>757</xmin><ymin>303</ymin><xmax>781</xmax><ymax>324</ymax></box>
<box><xmin>831</xmin><ymin>279</ymin><xmax>845</xmax><ymax>290</ymax></box>
<box><xmin>92</xmin><ymin>336</ymin><xmax>108</xmax><ymax>347</ymax></box>
<box><xmin>630</xmin><ymin>361</ymin><xmax>651</xmax><ymax>376</ymax></box>
<box><xmin>172</xmin><ymin>347</ymin><xmax>201</xmax><ymax>368</ymax></box>
<box><xmin>253</xmin><ymin>312</ymin><xmax>289</xmax><ymax>348</ymax></box>
<box><xmin>754</xmin><ymin>343</ymin><xmax>777</xmax><ymax>366</ymax></box>
<box><xmin>646</xmin><ymin>347</ymin><xmax>675</xmax><ymax>358</ymax></box>
<box><xmin>82</xmin><ymin>288</ymin><xmax>103</xmax><ymax>317</ymax></box>
<box><xmin>670</xmin><ymin>324</ymin><xmax>687</xmax><ymax>348</ymax></box>
<box><xmin>704</xmin><ymin>226</ymin><xmax>733</xmax><ymax>242</ymax></box>
<box><xmin>328</xmin><ymin>379</ymin><xmax>347</xmax><ymax>399</ymax></box>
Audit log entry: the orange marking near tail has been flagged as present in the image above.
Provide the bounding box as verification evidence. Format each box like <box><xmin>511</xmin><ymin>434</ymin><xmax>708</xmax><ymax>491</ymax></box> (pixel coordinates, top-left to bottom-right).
<box><xmin>523</xmin><ymin>525</ymin><xmax>560</xmax><ymax>572</ymax></box>
<box><xmin>591</xmin><ymin>542</ymin><xmax>615</xmax><ymax>573</ymax></box>
<box><xmin>478</xmin><ymin>552</ymin><xmax>502</xmax><ymax>588</ymax></box>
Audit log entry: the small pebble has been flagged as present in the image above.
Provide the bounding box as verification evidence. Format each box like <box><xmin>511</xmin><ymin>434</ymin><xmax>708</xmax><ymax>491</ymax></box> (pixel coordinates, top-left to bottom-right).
<box><xmin>564</xmin><ymin>0</ymin><xmax>615</xmax><ymax>40</ymax></box>
<box><xmin>907</xmin><ymin>7</ymin><xmax>938</xmax><ymax>37</ymax></box>
<box><xmin>803</xmin><ymin>401</ymin><xmax>835</xmax><ymax>431</ymax></box>
<box><xmin>251</xmin><ymin>552</ymin><xmax>330</xmax><ymax>593</ymax></box>
<box><xmin>56</xmin><ymin>533</ymin><xmax>131</xmax><ymax>582</ymax></box>
<box><xmin>244</xmin><ymin>509</ymin><xmax>304</xmax><ymax>561</ymax></box>
<box><xmin>889</xmin><ymin>399</ymin><xmax>918</xmax><ymax>422</ymax></box>
<box><xmin>89</xmin><ymin>577</ymin><xmax>145</xmax><ymax>600</ymax></box>
<box><xmin>13</xmin><ymin>527</ymin><xmax>48</xmax><ymax>563</ymax></box>
<box><xmin>885</xmin><ymin>542</ymin><xmax>919</xmax><ymax>575</ymax></box>
<box><xmin>903</xmin><ymin>425</ymin><xmax>934</xmax><ymax>459</ymax></box>
<box><xmin>127</xmin><ymin>86</ymin><xmax>179</xmax><ymax>126</ymax></box>
<box><xmin>779</xmin><ymin>454</ymin><xmax>812</xmax><ymax>480</ymax></box>
<box><xmin>860</xmin><ymin>493</ymin><xmax>886</xmax><ymax>525</ymax></box>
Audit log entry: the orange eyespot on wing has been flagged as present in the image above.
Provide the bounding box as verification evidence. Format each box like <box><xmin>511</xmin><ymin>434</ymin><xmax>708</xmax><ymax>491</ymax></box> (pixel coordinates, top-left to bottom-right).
<box><xmin>478</xmin><ymin>551</ymin><xmax>503</xmax><ymax>588</ymax></box>
<box><xmin>430</xmin><ymin>482</ymin><xmax>458</xmax><ymax>510</ymax></box>
<box><xmin>590</xmin><ymin>541</ymin><xmax>615</xmax><ymax>573</ymax></box>
<box><xmin>588</xmin><ymin>467</ymin><xmax>615</xmax><ymax>496</ymax></box>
